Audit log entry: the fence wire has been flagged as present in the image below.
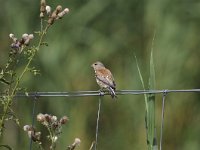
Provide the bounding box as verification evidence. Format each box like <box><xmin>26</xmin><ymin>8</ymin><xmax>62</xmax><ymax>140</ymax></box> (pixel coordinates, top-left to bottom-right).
<box><xmin>5</xmin><ymin>89</ymin><xmax>200</xmax><ymax>98</ymax></box>
<box><xmin>2</xmin><ymin>89</ymin><xmax>200</xmax><ymax>150</ymax></box>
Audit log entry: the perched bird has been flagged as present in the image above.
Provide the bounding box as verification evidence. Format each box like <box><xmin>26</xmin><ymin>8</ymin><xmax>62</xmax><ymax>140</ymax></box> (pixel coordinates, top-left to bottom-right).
<box><xmin>91</xmin><ymin>61</ymin><xmax>116</xmax><ymax>99</ymax></box>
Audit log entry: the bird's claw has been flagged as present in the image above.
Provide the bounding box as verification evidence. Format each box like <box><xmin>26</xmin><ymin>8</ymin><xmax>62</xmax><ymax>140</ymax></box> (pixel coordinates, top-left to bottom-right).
<box><xmin>99</xmin><ymin>89</ymin><xmax>105</xmax><ymax>97</ymax></box>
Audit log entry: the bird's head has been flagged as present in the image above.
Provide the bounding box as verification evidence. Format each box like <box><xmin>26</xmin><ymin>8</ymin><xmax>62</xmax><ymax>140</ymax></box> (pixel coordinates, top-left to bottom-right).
<box><xmin>91</xmin><ymin>61</ymin><xmax>105</xmax><ymax>70</ymax></box>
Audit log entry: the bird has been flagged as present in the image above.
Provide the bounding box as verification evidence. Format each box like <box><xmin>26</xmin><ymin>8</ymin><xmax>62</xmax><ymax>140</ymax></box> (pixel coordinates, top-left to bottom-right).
<box><xmin>91</xmin><ymin>61</ymin><xmax>116</xmax><ymax>99</ymax></box>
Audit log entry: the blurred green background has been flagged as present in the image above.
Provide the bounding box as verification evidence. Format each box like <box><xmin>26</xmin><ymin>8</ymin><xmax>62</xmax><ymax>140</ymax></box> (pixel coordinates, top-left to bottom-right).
<box><xmin>1</xmin><ymin>0</ymin><xmax>200</xmax><ymax>149</ymax></box>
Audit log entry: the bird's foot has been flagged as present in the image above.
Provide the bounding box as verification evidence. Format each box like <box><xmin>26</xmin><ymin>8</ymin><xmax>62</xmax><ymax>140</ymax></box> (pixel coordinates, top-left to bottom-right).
<box><xmin>98</xmin><ymin>89</ymin><xmax>105</xmax><ymax>97</ymax></box>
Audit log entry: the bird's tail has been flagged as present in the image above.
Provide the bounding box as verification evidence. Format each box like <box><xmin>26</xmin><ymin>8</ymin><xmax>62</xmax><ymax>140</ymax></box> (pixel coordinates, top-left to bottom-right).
<box><xmin>108</xmin><ymin>87</ymin><xmax>117</xmax><ymax>99</ymax></box>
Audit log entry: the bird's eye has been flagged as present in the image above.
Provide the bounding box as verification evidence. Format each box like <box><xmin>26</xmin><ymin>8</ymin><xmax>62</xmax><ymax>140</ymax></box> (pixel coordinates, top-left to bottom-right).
<box><xmin>94</xmin><ymin>63</ymin><xmax>97</xmax><ymax>65</ymax></box>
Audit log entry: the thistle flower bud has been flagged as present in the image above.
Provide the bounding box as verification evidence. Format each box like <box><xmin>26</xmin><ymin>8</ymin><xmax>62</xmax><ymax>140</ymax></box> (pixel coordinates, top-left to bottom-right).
<box><xmin>23</xmin><ymin>125</ymin><xmax>41</xmax><ymax>142</ymax></box>
<box><xmin>40</xmin><ymin>12</ymin><xmax>45</xmax><ymax>18</ymax></box>
<box><xmin>46</xmin><ymin>5</ymin><xmax>51</xmax><ymax>15</ymax></box>
<box><xmin>22</xmin><ymin>33</ymin><xmax>29</xmax><ymax>40</ymax></box>
<box><xmin>24</xmin><ymin>38</ymin><xmax>30</xmax><ymax>46</ymax></box>
<box><xmin>40</xmin><ymin>0</ymin><xmax>46</xmax><ymax>18</ymax></box>
<box><xmin>9</xmin><ymin>33</ymin><xmax>17</xmax><ymax>43</ymax></box>
<box><xmin>64</xmin><ymin>8</ymin><xmax>69</xmax><ymax>14</ymax></box>
<box><xmin>40</xmin><ymin>0</ymin><xmax>46</xmax><ymax>6</ymax></box>
<box><xmin>57</xmin><ymin>8</ymin><xmax>69</xmax><ymax>19</ymax></box>
<box><xmin>60</xmin><ymin>116</ymin><xmax>68</xmax><ymax>124</ymax></box>
<box><xmin>40</xmin><ymin>7</ymin><xmax>46</xmax><ymax>13</ymax></box>
<box><xmin>68</xmin><ymin>138</ymin><xmax>81</xmax><ymax>149</ymax></box>
<box><xmin>51</xmin><ymin>12</ymin><xmax>57</xmax><ymax>19</ymax></box>
<box><xmin>51</xmin><ymin>116</ymin><xmax>57</xmax><ymax>122</ymax></box>
<box><xmin>44</xmin><ymin>114</ymin><xmax>51</xmax><ymax>122</ymax></box>
<box><xmin>74</xmin><ymin>138</ymin><xmax>81</xmax><ymax>146</ymax></box>
<box><xmin>56</xmin><ymin>5</ymin><xmax>62</xmax><ymax>13</ymax></box>
<box><xmin>23</xmin><ymin>125</ymin><xmax>31</xmax><ymax>131</ymax></box>
<box><xmin>9</xmin><ymin>33</ymin><xmax>15</xmax><ymax>39</ymax></box>
<box><xmin>40</xmin><ymin>0</ymin><xmax>46</xmax><ymax>12</ymax></box>
<box><xmin>28</xmin><ymin>34</ymin><xmax>34</xmax><ymax>40</ymax></box>
<box><xmin>37</xmin><ymin>113</ymin><xmax>45</xmax><ymax>122</ymax></box>
<box><xmin>47</xmin><ymin>17</ymin><xmax>54</xmax><ymax>25</ymax></box>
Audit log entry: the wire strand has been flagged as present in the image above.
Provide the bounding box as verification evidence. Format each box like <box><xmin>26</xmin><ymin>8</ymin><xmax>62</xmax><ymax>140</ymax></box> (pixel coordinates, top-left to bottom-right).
<box><xmin>95</xmin><ymin>97</ymin><xmax>102</xmax><ymax>150</ymax></box>
<box><xmin>2</xmin><ymin>89</ymin><xmax>199</xmax><ymax>98</ymax></box>
<box><xmin>160</xmin><ymin>90</ymin><xmax>167</xmax><ymax>150</ymax></box>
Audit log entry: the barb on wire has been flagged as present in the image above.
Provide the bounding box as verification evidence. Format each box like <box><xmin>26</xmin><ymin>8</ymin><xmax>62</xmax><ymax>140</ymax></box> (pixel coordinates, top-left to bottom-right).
<box><xmin>0</xmin><ymin>89</ymin><xmax>198</xmax><ymax>98</ymax></box>
<box><xmin>160</xmin><ymin>90</ymin><xmax>168</xmax><ymax>150</ymax></box>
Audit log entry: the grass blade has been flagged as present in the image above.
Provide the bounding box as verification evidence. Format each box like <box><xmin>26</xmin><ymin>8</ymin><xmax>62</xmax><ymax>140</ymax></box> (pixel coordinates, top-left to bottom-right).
<box><xmin>135</xmin><ymin>55</ymin><xmax>148</xmax><ymax>113</ymax></box>
<box><xmin>146</xmin><ymin>33</ymin><xmax>157</xmax><ymax>150</ymax></box>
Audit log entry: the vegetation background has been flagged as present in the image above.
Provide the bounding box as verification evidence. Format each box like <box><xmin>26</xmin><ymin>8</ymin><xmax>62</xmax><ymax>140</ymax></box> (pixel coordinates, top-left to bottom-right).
<box><xmin>0</xmin><ymin>0</ymin><xmax>200</xmax><ymax>149</ymax></box>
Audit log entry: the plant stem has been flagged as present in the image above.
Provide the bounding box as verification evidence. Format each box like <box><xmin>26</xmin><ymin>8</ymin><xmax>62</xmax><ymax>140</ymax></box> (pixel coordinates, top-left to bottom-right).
<box><xmin>47</xmin><ymin>126</ymin><xmax>56</xmax><ymax>150</ymax></box>
<box><xmin>0</xmin><ymin>24</ymin><xmax>49</xmax><ymax>136</ymax></box>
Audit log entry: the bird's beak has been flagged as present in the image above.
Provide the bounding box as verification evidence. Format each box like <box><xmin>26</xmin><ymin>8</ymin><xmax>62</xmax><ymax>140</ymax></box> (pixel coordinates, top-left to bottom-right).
<box><xmin>91</xmin><ymin>64</ymin><xmax>93</xmax><ymax>67</ymax></box>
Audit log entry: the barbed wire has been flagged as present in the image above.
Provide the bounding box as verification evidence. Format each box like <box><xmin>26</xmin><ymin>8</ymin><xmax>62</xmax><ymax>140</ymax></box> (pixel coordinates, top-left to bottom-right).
<box><xmin>1</xmin><ymin>89</ymin><xmax>199</xmax><ymax>98</ymax></box>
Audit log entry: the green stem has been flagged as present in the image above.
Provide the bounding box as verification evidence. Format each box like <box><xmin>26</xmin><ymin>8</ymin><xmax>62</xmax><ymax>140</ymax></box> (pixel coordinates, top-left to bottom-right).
<box><xmin>38</xmin><ymin>144</ymin><xmax>44</xmax><ymax>150</ymax></box>
<box><xmin>47</xmin><ymin>126</ymin><xmax>56</xmax><ymax>150</ymax></box>
<box><xmin>11</xmin><ymin>25</ymin><xmax>49</xmax><ymax>97</ymax></box>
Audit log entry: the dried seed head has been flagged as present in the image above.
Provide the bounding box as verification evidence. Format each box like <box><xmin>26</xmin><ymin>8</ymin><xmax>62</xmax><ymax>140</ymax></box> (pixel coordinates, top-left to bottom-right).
<box><xmin>37</xmin><ymin>113</ymin><xmax>45</xmax><ymax>122</ymax></box>
<box><xmin>57</xmin><ymin>9</ymin><xmax>69</xmax><ymax>19</ymax></box>
<box><xmin>9</xmin><ymin>33</ymin><xmax>18</xmax><ymax>43</ymax></box>
<box><xmin>23</xmin><ymin>125</ymin><xmax>31</xmax><ymax>131</ymax></box>
<box><xmin>35</xmin><ymin>132</ymin><xmax>41</xmax><ymax>140</ymax></box>
<box><xmin>40</xmin><ymin>0</ymin><xmax>46</xmax><ymax>12</ymax></box>
<box><xmin>51</xmin><ymin>12</ymin><xmax>57</xmax><ymax>19</ymax></box>
<box><xmin>46</xmin><ymin>5</ymin><xmax>51</xmax><ymax>15</ymax></box>
<box><xmin>48</xmin><ymin>10</ymin><xmax>57</xmax><ymax>25</ymax></box>
<box><xmin>44</xmin><ymin>114</ymin><xmax>51</xmax><ymax>122</ymax></box>
<box><xmin>60</xmin><ymin>116</ymin><xmax>69</xmax><ymax>124</ymax></box>
<box><xmin>28</xmin><ymin>34</ymin><xmax>34</xmax><ymax>40</ymax></box>
<box><xmin>40</xmin><ymin>6</ymin><xmax>46</xmax><ymax>13</ymax></box>
<box><xmin>40</xmin><ymin>0</ymin><xmax>46</xmax><ymax>6</ymax></box>
<box><xmin>47</xmin><ymin>17</ymin><xmax>54</xmax><ymax>25</ymax></box>
<box><xmin>40</xmin><ymin>0</ymin><xmax>46</xmax><ymax>18</ymax></box>
<box><xmin>28</xmin><ymin>130</ymin><xmax>41</xmax><ymax>142</ymax></box>
<box><xmin>22</xmin><ymin>33</ymin><xmax>29</xmax><ymax>40</ymax></box>
<box><xmin>9</xmin><ymin>33</ymin><xmax>15</xmax><ymax>39</ymax></box>
<box><xmin>47</xmin><ymin>5</ymin><xmax>69</xmax><ymax>25</ymax></box>
<box><xmin>56</xmin><ymin>5</ymin><xmax>62</xmax><ymax>13</ymax></box>
<box><xmin>64</xmin><ymin>8</ymin><xmax>69</xmax><ymax>14</ymax></box>
<box><xmin>73</xmin><ymin>138</ymin><xmax>81</xmax><ymax>146</ymax></box>
<box><xmin>11</xmin><ymin>42</ymin><xmax>20</xmax><ymax>50</ymax></box>
<box><xmin>24</xmin><ymin>38</ymin><xmax>30</xmax><ymax>46</ymax></box>
<box><xmin>40</xmin><ymin>12</ymin><xmax>45</xmax><ymax>18</ymax></box>
<box><xmin>51</xmin><ymin>115</ymin><xmax>57</xmax><ymax>122</ymax></box>
<box><xmin>57</xmin><ymin>8</ymin><xmax>69</xmax><ymax>19</ymax></box>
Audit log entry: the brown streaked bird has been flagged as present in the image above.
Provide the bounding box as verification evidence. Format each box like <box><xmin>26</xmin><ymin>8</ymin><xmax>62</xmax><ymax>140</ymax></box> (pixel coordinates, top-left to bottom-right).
<box><xmin>91</xmin><ymin>61</ymin><xmax>116</xmax><ymax>99</ymax></box>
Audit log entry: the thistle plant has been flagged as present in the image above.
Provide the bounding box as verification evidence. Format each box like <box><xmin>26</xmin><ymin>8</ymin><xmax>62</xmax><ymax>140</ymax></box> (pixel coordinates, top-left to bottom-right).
<box><xmin>24</xmin><ymin>113</ymin><xmax>70</xmax><ymax>150</ymax></box>
<box><xmin>0</xmin><ymin>0</ymin><xmax>69</xmax><ymax>140</ymax></box>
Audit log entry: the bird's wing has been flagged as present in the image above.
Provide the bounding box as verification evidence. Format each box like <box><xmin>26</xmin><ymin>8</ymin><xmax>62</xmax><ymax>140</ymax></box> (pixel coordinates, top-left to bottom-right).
<box><xmin>96</xmin><ymin>68</ymin><xmax>116</xmax><ymax>89</ymax></box>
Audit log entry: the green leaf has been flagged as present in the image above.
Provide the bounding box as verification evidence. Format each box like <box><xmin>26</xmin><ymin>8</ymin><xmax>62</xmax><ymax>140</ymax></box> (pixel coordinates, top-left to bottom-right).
<box><xmin>40</xmin><ymin>42</ymin><xmax>48</xmax><ymax>46</ymax></box>
<box><xmin>149</xmin><ymin>50</ymin><xmax>155</xmax><ymax>90</ymax></box>
<box><xmin>34</xmin><ymin>31</ymin><xmax>41</xmax><ymax>34</ymax></box>
<box><xmin>0</xmin><ymin>78</ymin><xmax>10</xmax><ymax>85</ymax></box>
<box><xmin>135</xmin><ymin>55</ymin><xmax>148</xmax><ymax>113</ymax></box>
<box><xmin>146</xmin><ymin>32</ymin><xmax>157</xmax><ymax>150</ymax></box>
